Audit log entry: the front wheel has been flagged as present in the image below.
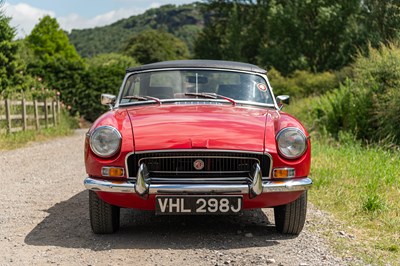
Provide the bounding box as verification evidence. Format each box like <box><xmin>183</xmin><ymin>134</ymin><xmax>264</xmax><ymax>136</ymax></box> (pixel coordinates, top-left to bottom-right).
<box><xmin>89</xmin><ymin>190</ymin><xmax>120</xmax><ymax>234</ymax></box>
<box><xmin>274</xmin><ymin>191</ymin><xmax>307</xmax><ymax>235</ymax></box>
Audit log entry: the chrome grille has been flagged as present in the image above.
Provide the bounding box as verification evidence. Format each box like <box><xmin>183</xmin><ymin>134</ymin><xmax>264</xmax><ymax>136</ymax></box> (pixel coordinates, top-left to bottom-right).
<box><xmin>126</xmin><ymin>151</ymin><xmax>271</xmax><ymax>184</ymax></box>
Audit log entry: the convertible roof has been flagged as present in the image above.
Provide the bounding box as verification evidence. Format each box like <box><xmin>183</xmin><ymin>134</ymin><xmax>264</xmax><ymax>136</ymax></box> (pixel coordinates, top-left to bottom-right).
<box><xmin>126</xmin><ymin>60</ymin><xmax>267</xmax><ymax>74</ymax></box>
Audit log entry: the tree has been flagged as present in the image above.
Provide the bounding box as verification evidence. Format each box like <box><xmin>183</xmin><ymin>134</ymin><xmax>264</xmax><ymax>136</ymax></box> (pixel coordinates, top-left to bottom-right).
<box><xmin>26</xmin><ymin>15</ymin><xmax>81</xmax><ymax>61</ymax></box>
<box><xmin>194</xmin><ymin>1</ymin><xmax>266</xmax><ymax>64</ymax></box>
<box><xmin>25</xmin><ymin>15</ymin><xmax>85</xmax><ymax>115</ymax></box>
<box><xmin>259</xmin><ymin>0</ymin><xmax>362</xmax><ymax>74</ymax></box>
<box><xmin>195</xmin><ymin>0</ymin><xmax>400</xmax><ymax>75</ymax></box>
<box><xmin>123</xmin><ymin>29</ymin><xmax>190</xmax><ymax>64</ymax></box>
<box><xmin>0</xmin><ymin>1</ymin><xmax>24</xmax><ymax>94</ymax></box>
<box><xmin>360</xmin><ymin>0</ymin><xmax>400</xmax><ymax>47</ymax></box>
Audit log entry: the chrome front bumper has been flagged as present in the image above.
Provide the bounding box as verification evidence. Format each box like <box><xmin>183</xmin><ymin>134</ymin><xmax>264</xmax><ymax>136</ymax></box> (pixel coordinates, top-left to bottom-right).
<box><xmin>84</xmin><ymin>177</ymin><xmax>312</xmax><ymax>197</ymax></box>
<box><xmin>84</xmin><ymin>162</ymin><xmax>312</xmax><ymax>198</ymax></box>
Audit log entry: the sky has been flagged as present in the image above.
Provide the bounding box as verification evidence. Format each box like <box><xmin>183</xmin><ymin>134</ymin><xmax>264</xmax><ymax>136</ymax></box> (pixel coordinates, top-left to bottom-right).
<box><xmin>2</xmin><ymin>0</ymin><xmax>196</xmax><ymax>38</ymax></box>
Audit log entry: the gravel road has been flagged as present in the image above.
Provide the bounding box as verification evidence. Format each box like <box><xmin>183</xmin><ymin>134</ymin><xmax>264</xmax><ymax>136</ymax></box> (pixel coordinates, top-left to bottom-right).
<box><xmin>0</xmin><ymin>129</ymin><xmax>361</xmax><ymax>266</ymax></box>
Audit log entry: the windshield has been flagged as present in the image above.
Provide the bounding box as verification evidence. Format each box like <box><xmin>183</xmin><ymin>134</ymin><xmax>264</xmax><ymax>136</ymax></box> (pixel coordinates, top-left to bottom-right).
<box><xmin>119</xmin><ymin>70</ymin><xmax>274</xmax><ymax>105</ymax></box>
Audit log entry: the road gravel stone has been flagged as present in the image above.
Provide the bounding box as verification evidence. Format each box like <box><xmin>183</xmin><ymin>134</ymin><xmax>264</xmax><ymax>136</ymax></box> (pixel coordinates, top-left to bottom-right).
<box><xmin>0</xmin><ymin>130</ymin><xmax>363</xmax><ymax>265</ymax></box>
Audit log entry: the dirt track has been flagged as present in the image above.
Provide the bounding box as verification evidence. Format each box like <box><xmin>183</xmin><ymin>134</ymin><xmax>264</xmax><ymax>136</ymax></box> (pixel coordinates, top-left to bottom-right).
<box><xmin>0</xmin><ymin>130</ymin><xmax>361</xmax><ymax>265</ymax></box>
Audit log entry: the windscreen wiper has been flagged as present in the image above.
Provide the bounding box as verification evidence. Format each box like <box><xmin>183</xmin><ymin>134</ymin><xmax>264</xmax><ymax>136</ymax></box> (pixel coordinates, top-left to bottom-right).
<box><xmin>122</xmin><ymin>95</ymin><xmax>162</xmax><ymax>105</ymax></box>
<box><xmin>184</xmin><ymin>92</ymin><xmax>236</xmax><ymax>106</ymax></box>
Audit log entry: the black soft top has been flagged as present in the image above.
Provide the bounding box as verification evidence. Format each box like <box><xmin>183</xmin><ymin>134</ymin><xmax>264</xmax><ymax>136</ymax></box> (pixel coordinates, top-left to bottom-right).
<box><xmin>126</xmin><ymin>60</ymin><xmax>267</xmax><ymax>74</ymax></box>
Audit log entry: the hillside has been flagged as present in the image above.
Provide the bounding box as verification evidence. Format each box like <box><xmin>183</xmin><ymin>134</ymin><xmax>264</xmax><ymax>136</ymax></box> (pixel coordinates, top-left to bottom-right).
<box><xmin>68</xmin><ymin>3</ymin><xmax>207</xmax><ymax>58</ymax></box>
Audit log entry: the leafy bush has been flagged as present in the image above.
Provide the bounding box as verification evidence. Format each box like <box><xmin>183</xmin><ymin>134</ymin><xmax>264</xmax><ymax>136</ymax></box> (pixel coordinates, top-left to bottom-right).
<box><xmin>352</xmin><ymin>43</ymin><xmax>400</xmax><ymax>145</ymax></box>
<box><xmin>82</xmin><ymin>53</ymin><xmax>138</xmax><ymax>121</ymax></box>
<box><xmin>123</xmin><ymin>29</ymin><xmax>190</xmax><ymax>64</ymax></box>
<box><xmin>291</xmin><ymin>43</ymin><xmax>400</xmax><ymax>147</ymax></box>
<box><xmin>268</xmin><ymin>67</ymin><xmax>341</xmax><ymax>98</ymax></box>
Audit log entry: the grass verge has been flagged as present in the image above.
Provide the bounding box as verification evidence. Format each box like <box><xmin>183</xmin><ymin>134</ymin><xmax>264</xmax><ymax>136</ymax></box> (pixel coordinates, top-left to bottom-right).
<box><xmin>0</xmin><ymin>110</ymin><xmax>78</xmax><ymax>150</ymax></box>
<box><xmin>285</xmin><ymin>98</ymin><xmax>399</xmax><ymax>264</ymax></box>
<box><xmin>310</xmin><ymin>137</ymin><xmax>400</xmax><ymax>265</ymax></box>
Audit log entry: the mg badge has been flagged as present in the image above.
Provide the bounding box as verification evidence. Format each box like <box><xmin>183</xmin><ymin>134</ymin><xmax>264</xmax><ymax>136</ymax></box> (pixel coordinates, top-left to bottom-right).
<box><xmin>193</xmin><ymin>159</ymin><xmax>205</xmax><ymax>170</ymax></box>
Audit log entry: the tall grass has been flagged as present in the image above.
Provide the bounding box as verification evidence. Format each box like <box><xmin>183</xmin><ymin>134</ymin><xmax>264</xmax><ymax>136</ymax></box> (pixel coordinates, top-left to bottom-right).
<box><xmin>310</xmin><ymin>137</ymin><xmax>400</xmax><ymax>264</ymax></box>
<box><xmin>284</xmin><ymin>97</ymin><xmax>400</xmax><ymax>264</ymax></box>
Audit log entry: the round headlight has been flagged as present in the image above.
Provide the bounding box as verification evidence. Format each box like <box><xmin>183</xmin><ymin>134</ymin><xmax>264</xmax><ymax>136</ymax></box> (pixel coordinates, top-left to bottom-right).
<box><xmin>276</xmin><ymin>128</ymin><xmax>307</xmax><ymax>159</ymax></box>
<box><xmin>89</xmin><ymin>126</ymin><xmax>122</xmax><ymax>158</ymax></box>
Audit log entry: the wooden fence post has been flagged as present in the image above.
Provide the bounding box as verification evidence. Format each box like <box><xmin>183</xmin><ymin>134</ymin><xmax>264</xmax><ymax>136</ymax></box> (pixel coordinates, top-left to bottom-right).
<box><xmin>56</xmin><ymin>98</ymin><xmax>60</xmax><ymax>123</ymax></box>
<box><xmin>44</xmin><ymin>98</ymin><xmax>48</xmax><ymax>129</ymax></box>
<box><xmin>5</xmin><ymin>99</ymin><xmax>11</xmax><ymax>134</ymax></box>
<box><xmin>52</xmin><ymin>100</ymin><xmax>56</xmax><ymax>126</ymax></box>
<box><xmin>34</xmin><ymin>99</ymin><xmax>39</xmax><ymax>130</ymax></box>
<box><xmin>22</xmin><ymin>98</ymin><xmax>27</xmax><ymax>131</ymax></box>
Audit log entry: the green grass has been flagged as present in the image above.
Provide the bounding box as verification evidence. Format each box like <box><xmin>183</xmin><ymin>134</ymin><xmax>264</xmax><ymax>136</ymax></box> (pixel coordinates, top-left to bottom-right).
<box><xmin>309</xmin><ymin>136</ymin><xmax>400</xmax><ymax>265</ymax></box>
<box><xmin>283</xmin><ymin>98</ymin><xmax>400</xmax><ymax>264</ymax></box>
<box><xmin>0</xmin><ymin>110</ymin><xmax>78</xmax><ymax>150</ymax></box>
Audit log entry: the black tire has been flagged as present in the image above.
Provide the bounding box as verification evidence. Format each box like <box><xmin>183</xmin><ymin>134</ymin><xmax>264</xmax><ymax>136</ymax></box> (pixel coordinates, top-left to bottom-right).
<box><xmin>89</xmin><ymin>190</ymin><xmax>120</xmax><ymax>234</ymax></box>
<box><xmin>274</xmin><ymin>191</ymin><xmax>307</xmax><ymax>235</ymax></box>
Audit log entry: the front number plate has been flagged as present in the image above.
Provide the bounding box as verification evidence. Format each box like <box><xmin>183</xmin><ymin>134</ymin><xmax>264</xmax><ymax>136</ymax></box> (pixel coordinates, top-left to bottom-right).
<box><xmin>155</xmin><ymin>195</ymin><xmax>242</xmax><ymax>215</ymax></box>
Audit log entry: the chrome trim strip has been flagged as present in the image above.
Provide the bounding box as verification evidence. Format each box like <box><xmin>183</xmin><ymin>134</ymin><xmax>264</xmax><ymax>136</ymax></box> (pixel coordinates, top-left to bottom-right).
<box><xmin>118</xmin><ymin>99</ymin><xmax>276</xmax><ymax>109</ymax></box>
<box><xmin>84</xmin><ymin>177</ymin><xmax>312</xmax><ymax>194</ymax></box>
<box><xmin>135</xmin><ymin>149</ymin><xmax>265</xmax><ymax>155</ymax></box>
<box><xmin>150</xmin><ymin>177</ymin><xmax>250</xmax><ymax>181</ymax></box>
<box><xmin>149</xmin><ymin>177</ymin><xmax>251</xmax><ymax>184</ymax></box>
<box><xmin>139</xmin><ymin>155</ymin><xmax>260</xmax><ymax>163</ymax></box>
<box><xmin>151</xmin><ymin>171</ymin><xmax>250</xmax><ymax>174</ymax></box>
<box><xmin>124</xmin><ymin>149</ymin><xmax>274</xmax><ymax>180</ymax></box>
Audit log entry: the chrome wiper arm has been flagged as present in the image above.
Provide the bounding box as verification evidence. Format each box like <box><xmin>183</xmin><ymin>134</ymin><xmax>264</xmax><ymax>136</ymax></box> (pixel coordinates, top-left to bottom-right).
<box><xmin>184</xmin><ymin>92</ymin><xmax>216</xmax><ymax>99</ymax></box>
<box><xmin>184</xmin><ymin>92</ymin><xmax>236</xmax><ymax>106</ymax></box>
<box><xmin>122</xmin><ymin>95</ymin><xmax>162</xmax><ymax>105</ymax></box>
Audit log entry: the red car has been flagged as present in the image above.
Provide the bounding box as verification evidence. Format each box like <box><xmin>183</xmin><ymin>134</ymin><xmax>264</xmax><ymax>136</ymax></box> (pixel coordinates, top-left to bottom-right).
<box><xmin>84</xmin><ymin>60</ymin><xmax>312</xmax><ymax>235</ymax></box>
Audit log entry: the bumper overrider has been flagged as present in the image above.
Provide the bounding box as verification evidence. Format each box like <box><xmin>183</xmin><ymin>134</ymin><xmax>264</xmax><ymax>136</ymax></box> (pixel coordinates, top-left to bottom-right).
<box><xmin>84</xmin><ymin>163</ymin><xmax>312</xmax><ymax>198</ymax></box>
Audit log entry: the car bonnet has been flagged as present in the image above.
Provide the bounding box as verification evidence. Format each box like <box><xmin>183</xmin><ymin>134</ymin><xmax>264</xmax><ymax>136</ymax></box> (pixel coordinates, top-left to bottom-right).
<box><xmin>126</xmin><ymin>104</ymin><xmax>271</xmax><ymax>152</ymax></box>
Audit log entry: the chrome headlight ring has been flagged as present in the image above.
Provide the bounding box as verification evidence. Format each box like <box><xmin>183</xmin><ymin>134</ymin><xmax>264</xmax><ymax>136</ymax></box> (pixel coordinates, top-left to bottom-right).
<box><xmin>89</xmin><ymin>126</ymin><xmax>122</xmax><ymax>158</ymax></box>
<box><xmin>276</xmin><ymin>127</ymin><xmax>307</xmax><ymax>159</ymax></box>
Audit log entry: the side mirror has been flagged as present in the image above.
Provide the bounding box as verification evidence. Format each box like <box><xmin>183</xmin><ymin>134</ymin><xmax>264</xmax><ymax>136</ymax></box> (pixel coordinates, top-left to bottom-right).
<box><xmin>101</xmin><ymin>94</ymin><xmax>116</xmax><ymax>106</ymax></box>
<box><xmin>276</xmin><ymin>95</ymin><xmax>290</xmax><ymax>109</ymax></box>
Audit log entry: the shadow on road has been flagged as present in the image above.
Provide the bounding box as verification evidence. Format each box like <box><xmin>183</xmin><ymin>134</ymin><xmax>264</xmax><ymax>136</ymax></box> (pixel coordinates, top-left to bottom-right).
<box><xmin>25</xmin><ymin>191</ymin><xmax>296</xmax><ymax>251</ymax></box>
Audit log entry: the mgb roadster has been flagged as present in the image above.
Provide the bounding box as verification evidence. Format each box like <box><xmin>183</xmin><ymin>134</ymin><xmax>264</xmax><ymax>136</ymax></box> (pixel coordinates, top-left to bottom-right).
<box><xmin>84</xmin><ymin>60</ymin><xmax>312</xmax><ymax>235</ymax></box>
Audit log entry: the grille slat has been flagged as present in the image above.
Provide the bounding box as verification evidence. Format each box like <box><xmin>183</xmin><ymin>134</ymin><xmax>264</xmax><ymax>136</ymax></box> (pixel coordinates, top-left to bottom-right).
<box><xmin>127</xmin><ymin>151</ymin><xmax>271</xmax><ymax>184</ymax></box>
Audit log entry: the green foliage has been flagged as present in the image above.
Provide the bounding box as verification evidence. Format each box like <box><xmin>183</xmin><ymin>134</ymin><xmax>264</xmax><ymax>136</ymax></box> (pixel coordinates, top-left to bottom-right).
<box><xmin>86</xmin><ymin>53</ymin><xmax>137</xmax><ymax>69</ymax></box>
<box><xmin>352</xmin><ymin>43</ymin><xmax>400</xmax><ymax>145</ymax></box>
<box><xmin>268</xmin><ymin>68</ymin><xmax>341</xmax><ymax>98</ymax></box>
<box><xmin>123</xmin><ymin>29</ymin><xmax>190</xmax><ymax>64</ymax></box>
<box><xmin>286</xmin><ymin>43</ymin><xmax>400</xmax><ymax>147</ymax></box>
<box><xmin>68</xmin><ymin>3</ymin><xmax>206</xmax><ymax>58</ymax></box>
<box><xmin>27</xmin><ymin>56</ymin><xmax>87</xmax><ymax>115</ymax></box>
<box><xmin>360</xmin><ymin>0</ymin><xmax>400</xmax><ymax>46</ymax></box>
<box><xmin>194</xmin><ymin>1</ymin><xmax>264</xmax><ymax>63</ymax></box>
<box><xmin>260</xmin><ymin>0</ymin><xmax>362</xmax><ymax>74</ymax></box>
<box><xmin>24</xmin><ymin>16</ymin><xmax>87</xmax><ymax>118</ymax></box>
<box><xmin>195</xmin><ymin>1</ymin><xmax>400</xmax><ymax>75</ymax></box>
<box><xmin>0</xmin><ymin>3</ymin><xmax>24</xmax><ymax>93</ymax></box>
<box><xmin>82</xmin><ymin>53</ymin><xmax>137</xmax><ymax>121</ymax></box>
<box><xmin>26</xmin><ymin>16</ymin><xmax>81</xmax><ymax>61</ymax></box>
<box><xmin>23</xmin><ymin>16</ymin><xmax>140</xmax><ymax>122</ymax></box>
